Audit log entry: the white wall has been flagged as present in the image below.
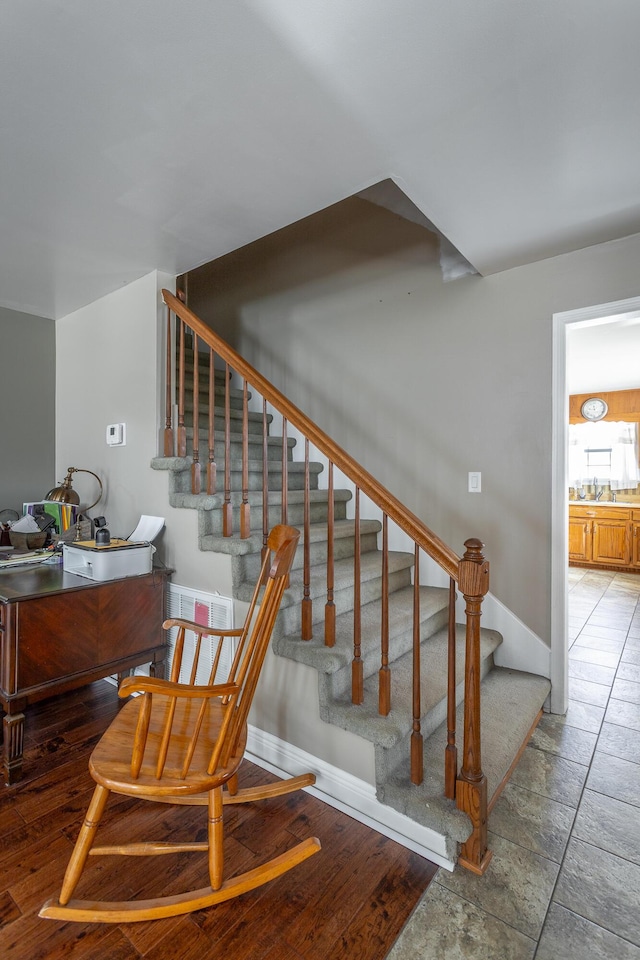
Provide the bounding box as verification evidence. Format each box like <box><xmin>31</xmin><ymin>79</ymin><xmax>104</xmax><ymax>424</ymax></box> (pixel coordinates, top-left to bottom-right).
<box><xmin>55</xmin><ymin>271</ymin><xmax>234</xmax><ymax>597</ymax></box>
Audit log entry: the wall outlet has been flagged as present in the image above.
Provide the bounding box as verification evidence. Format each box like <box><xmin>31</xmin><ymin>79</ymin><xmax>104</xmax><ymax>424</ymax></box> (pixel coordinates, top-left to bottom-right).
<box><xmin>106</xmin><ymin>423</ymin><xmax>126</xmax><ymax>446</ymax></box>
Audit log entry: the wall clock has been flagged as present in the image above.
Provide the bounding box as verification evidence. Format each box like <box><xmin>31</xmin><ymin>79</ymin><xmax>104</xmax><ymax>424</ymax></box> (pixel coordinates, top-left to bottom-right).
<box><xmin>581</xmin><ymin>397</ymin><xmax>608</xmax><ymax>421</ymax></box>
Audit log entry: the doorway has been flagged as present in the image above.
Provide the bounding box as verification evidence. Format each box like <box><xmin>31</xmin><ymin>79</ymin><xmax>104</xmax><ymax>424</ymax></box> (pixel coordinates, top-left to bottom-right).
<box><xmin>552</xmin><ymin>296</ymin><xmax>640</xmax><ymax>714</ymax></box>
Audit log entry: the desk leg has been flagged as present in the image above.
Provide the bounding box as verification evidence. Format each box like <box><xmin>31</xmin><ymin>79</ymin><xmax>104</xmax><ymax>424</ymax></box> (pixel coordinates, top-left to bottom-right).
<box><xmin>150</xmin><ymin>649</ymin><xmax>166</xmax><ymax>681</ymax></box>
<box><xmin>3</xmin><ymin>711</ymin><xmax>25</xmax><ymax>785</ymax></box>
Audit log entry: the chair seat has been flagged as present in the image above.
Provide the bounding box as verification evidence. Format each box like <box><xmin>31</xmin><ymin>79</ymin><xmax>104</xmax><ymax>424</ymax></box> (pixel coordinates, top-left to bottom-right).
<box><xmin>89</xmin><ymin>695</ymin><xmax>246</xmax><ymax>798</ymax></box>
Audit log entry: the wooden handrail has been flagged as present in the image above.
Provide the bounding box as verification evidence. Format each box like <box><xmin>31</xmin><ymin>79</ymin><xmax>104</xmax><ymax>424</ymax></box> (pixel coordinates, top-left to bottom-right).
<box><xmin>162</xmin><ymin>290</ymin><xmax>460</xmax><ymax>581</ymax></box>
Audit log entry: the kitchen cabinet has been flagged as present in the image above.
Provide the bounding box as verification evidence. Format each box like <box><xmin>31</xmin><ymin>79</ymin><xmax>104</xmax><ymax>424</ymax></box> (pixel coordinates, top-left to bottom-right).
<box><xmin>592</xmin><ymin>518</ymin><xmax>630</xmax><ymax>565</ymax></box>
<box><xmin>568</xmin><ymin>513</ymin><xmax>592</xmax><ymax>562</ymax></box>
<box><xmin>633</xmin><ymin>510</ymin><xmax>640</xmax><ymax>568</ymax></box>
<box><xmin>568</xmin><ymin>503</ymin><xmax>639</xmax><ymax>570</ymax></box>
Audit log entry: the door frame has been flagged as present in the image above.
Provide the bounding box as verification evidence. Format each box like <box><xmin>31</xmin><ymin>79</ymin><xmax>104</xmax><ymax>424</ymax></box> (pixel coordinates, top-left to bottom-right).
<box><xmin>551</xmin><ymin>294</ymin><xmax>640</xmax><ymax>714</ymax></box>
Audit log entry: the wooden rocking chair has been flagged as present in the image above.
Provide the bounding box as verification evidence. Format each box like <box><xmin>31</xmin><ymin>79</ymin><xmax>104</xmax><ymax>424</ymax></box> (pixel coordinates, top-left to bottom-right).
<box><xmin>40</xmin><ymin>524</ymin><xmax>320</xmax><ymax>923</ymax></box>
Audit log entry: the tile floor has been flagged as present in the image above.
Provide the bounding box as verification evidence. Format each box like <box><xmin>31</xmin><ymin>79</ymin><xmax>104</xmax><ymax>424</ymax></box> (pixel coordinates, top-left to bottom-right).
<box><xmin>387</xmin><ymin>568</ymin><xmax>640</xmax><ymax>959</ymax></box>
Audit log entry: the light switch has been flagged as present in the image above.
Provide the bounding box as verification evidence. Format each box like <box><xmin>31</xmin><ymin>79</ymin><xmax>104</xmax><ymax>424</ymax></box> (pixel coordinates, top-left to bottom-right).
<box><xmin>468</xmin><ymin>471</ymin><xmax>481</xmax><ymax>493</ymax></box>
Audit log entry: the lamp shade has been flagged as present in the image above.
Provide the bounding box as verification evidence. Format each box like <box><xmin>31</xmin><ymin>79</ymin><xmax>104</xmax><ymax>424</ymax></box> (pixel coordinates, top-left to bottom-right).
<box><xmin>46</xmin><ymin>467</ymin><xmax>102</xmax><ymax>511</ymax></box>
<box><xmin>46</xmin><ymin>469</ymin><xmax>80</xmax><ymax>505</ymax></box>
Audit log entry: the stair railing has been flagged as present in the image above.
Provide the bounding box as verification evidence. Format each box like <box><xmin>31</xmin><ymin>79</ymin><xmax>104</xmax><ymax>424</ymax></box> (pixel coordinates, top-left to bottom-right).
<box><xmin>162</xmin><ymin>288</ymin><xmax>491</xmax><ymax>873</ymax></box>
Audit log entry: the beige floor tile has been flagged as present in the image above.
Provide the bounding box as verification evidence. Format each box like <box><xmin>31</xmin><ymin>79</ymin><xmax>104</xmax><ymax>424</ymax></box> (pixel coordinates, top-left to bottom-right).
<box><xmin>437</xmin><ymin>833</ymin><xmax>559</xmax><ymax>940</ymax></box>
<box><xmin>616</xmin><ymin>661</ymin><xmax>640</xmax><ymax>682</ymax></box>
<box><xmin>530</xmin><ymin>715</ymin><xmax>597</xmax><ymax>765</ymax></box>
<box><xmin>568</xmin><ymin>677</ymin><xmax>611</xmax><ymax>707</ymax></box>
<box><xmin>573</xmin><ymin>789</ymin><xmax>640</xmax><ymax>865</ymax></box>
<box><xmin>605</xmin><ymin>697</ymin><xmax>640</xmax><ymax>730</ymax></box>
<box><xmin>562</xmin><ymin>699</ymin><xmax>605</xmax><ymax>734</ymax></box>
<box><xmin>568</xmin><ymin>659</ymin><xmax>616</xmax><ymax>685</ymax></box>
<box><xmin>489</xmin><ymin>781</ymin><xmax>575</xmax><ymax>862</ymax></box>
<box><xmin>537</xmin><ymin>903</ymin><xmax>640</xmax><ymax>960</ymax></box>
<box><xmin>596</xmin><ymin>722</ymin><xmax>640</xmax><ymax>765</ymax></box>
<box><xmin>386</xmin><ymin>881</ymin><xmax>536</xmax><ymax>960</ymax></box>
<box><xmin>572</xmin><ymin>634</ymin><xmax>624</xmax><ymax>653</ymax></box>
<box><xmin>510</xmin><ymin>745</ymin><xmax>587</xmax><ymax>807</ymax></box>
<box><xmin>587</xmin><ymin>750</ymin><xmax>640</xmax><ymax>808</ymax></box>
<box><xmin>569</xmin><ymin>645</ymin><xmax>621</xmax><ymax>668</ymax></box>
<box><xmin>555</xmin><ymin>838</ymin><xmax>640</xmax><ymax>947</ymax></box>
<box><xmin>611</xmin><ymin>678</ymin><xmax>640</xmax><ymax>704</ymax></box>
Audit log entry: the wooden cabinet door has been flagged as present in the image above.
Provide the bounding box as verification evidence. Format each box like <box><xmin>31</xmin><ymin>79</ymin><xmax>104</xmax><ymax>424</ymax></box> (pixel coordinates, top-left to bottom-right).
<box><xmin>592</xmin><ymin>520</ymin><xmax>630</xmax><ymax>566</ymax></box>
<box><xmin>569</xmin><ymin>517</ymin><xmax>592</xmax><ymax>561</ymax></box>
<box><xmin>632</xmin><ymin>523</ymin><xmax>640</xmax><ymax>567</ymax></box>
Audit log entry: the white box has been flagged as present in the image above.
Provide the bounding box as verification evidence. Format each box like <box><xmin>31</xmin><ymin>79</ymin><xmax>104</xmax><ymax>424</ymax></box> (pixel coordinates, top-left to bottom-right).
<box><xmin>63</xmin><ymin>539</ymin><xmax>152</xmax><ymax>582</ymax></box>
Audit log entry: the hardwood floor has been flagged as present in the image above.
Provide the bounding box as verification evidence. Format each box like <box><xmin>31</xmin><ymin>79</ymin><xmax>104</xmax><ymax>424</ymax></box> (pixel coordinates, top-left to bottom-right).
<box><xmin>0</xmin><ymin>681</ymin><xmax>437</xmax><ymax>959</ymax></box>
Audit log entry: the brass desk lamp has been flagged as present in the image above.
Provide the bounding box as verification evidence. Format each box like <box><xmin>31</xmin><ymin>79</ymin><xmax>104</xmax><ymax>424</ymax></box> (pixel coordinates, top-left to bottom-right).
<box><xmin>46</xmin><ymin>468</ymin><xmax>103</xmax><ymax>540</ymax></box>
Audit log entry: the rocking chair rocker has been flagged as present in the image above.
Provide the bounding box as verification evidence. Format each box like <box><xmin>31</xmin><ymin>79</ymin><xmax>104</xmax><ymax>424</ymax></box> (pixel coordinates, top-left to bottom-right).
<box><xmin>40</xmin><ymin>524</ymin><xmax>320</xmax><ymax>923</ymax></box>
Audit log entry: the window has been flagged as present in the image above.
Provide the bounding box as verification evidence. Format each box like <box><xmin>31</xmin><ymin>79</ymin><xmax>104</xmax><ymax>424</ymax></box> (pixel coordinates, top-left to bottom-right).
<box><xmin>569</xmin><ymin>421</ymin><xmax>640</xmax><ymax>490</ymax></box>
<box><xmin>584</xmin><ymin>447</ymin><xmax>612</xmax><ymax>479</ymax></box>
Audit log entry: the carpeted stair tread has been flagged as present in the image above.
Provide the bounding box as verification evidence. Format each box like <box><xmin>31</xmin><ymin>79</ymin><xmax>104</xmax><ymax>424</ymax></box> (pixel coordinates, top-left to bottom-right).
<box><xmin>379</xmin><ymin>667</ymin><xmax>551</xmax><ymax>841</ymax></box>
<box><xmin>318</xmin><ymin>625</ymin><xmax>502</xmax><ymax>748</ymax></box>
<box><xmin>237</xmin><ymin>548</ymin><xmax>415</xmax><ymax>606</ymax></box>
<box><xmin>273</xmin><ymin>584</ymin><xmax>450</xmax><ymax>680</ymax></box>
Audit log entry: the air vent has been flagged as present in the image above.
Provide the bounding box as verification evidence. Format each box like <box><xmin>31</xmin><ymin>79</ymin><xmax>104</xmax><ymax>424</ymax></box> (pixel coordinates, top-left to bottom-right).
<box><xmin>165</xmin><ymin>583</ymin><xmax>235</xmax><ymax>684</ymax></box>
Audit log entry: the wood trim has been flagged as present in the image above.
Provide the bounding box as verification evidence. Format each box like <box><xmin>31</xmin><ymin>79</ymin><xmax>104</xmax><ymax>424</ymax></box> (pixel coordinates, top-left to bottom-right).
<box><xmin>570</xmin><ymin>388</ymin><xmax>640</xmax><ymax>423</ymax></box>
<box><xmin>487</xmin><ymin>708</ymin><xmax>543</xmax><ymax>814</ymax></box>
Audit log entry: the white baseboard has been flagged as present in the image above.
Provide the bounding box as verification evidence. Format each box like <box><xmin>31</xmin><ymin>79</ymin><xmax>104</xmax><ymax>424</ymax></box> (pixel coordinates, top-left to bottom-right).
<box><xmin>456</xmin><ymin>591</ymin><xmax>551</xmax><ymax>678</ymax></box>
<box><xmin>246</xmin><ymin>724</ymin><xmax>456</xmax><ymax>871</ymax></box>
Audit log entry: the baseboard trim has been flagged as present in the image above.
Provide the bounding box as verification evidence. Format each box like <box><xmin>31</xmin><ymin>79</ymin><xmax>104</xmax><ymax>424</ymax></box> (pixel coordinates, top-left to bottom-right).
<box><xmin>246</xmin><ymin>724</ymin><xmax>456</xmax><ymax>871</ymax></box>
<box><xmin>477</xmin><ymin>592</ymin><xmax>551</xmax><ymax>678</ymax></box>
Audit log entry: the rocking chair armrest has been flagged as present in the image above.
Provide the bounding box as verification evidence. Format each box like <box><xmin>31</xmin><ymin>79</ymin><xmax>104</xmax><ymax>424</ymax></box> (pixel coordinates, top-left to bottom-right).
<box><xmin>162</xmin><ymin>618</ymin><xmax>244</xmax><ymax>639</ymax></box>
<box><xmin>118</xmin><ymin>675</ymin><xmax>240</xmax><ymax>700</ymax></box>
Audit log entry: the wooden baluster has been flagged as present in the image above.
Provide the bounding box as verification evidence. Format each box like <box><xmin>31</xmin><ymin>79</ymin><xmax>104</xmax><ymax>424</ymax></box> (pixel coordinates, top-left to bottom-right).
<box><xmin>177</xmin><ymin>318</ymin><xmax>186</xmax><ymax>457</ymax></box>
<box><xmin>191</xmin><ymin>332</ymin><xmax>201</xmax><ymax>494</ymax></box>
<box><xmin>163</xmin><ymin>305</ymin><xmax>174</xmax><ymax>456</ymax></box>
<box><xmin>324</xmin><ymin>461</ymin><xmax>336</xmax><ymax>647</ymax></box>
<box><xmin>222</xmin><ymin>362</ymin><xmax>232</xmax><ymax>537</ymax></box>
<box><xmin>240</xmin><ymin>379</ymin><xmax>250</xmax><ymax>538</ymax></box>
<box><xmin>411</xmin><ymin>543</ymin><xmax>423</xmax><ymax>784</ymax></box>
<box><xmin>301</xmin><ymin>439</ymin><xmax>312</xmax><ymax>640</ymax></box>
<box><xmin>261</xmin><ymin>398</ymin><xmax>269</xmax><ymax>575</ymax></box>
<box><xmin>351</xmin><ymin>488</ymin><xmax>363</xmax><ymax>704</ymax></box>
<box><xmin>444</xmin><ymin>577</ymin><xmax>458</xmax><ymax>799</ymax></box>
<box><xmin>281</xmin><ymin>417</ymin><xmax>288</xmax><ymax>525</ymax></box>
<box><xmin>456</xmin><ymin>539</ymin><xmax>491</xmax><ymax>875</ymax></box>
<box><xmin>379</xmin><ymin>514</ymin><xmax>391</xmax><ymax>716</ymax></box>
<box><xmin>207</xmin><ymin>347</ymin><xmax>217</xmax><ymax>494</ymax></box>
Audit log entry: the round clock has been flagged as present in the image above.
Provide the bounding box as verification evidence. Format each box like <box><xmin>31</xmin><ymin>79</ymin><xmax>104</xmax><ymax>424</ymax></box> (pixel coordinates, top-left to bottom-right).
<box><xmin>581</xmin><ymin>397</ymin><xmax>608</xmax><ymax>421</ymax></box>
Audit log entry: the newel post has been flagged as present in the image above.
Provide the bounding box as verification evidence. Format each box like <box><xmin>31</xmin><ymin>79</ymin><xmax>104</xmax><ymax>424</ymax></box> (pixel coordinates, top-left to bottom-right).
<box><xmin>456</xmin><ymin>538</ymin><xmax>492</xmax><ymax>875</ymax></box>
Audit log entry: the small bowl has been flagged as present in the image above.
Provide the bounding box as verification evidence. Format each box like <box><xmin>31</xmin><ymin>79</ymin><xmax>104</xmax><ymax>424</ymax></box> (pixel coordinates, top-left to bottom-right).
<box><xmin>9</xmin><ymin>531</ymin><xmax>47</xmax><ymax>551</ymax></box>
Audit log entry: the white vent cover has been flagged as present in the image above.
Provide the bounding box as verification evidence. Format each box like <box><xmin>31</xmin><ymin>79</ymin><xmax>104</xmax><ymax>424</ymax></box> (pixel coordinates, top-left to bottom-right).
<box><xmin>165</xmin><ymin>583</ymin><xmax>235</xmax><ymax>685</ymax></box>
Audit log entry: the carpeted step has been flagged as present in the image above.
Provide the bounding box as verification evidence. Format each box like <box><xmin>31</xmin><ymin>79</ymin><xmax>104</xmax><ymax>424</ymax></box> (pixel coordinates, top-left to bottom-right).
<box><xmin>318</xmin><ymin>624</ymin><xmax>502</xmax><ymax>752</ymax></box>
<box><xmin>235</xmin><ymin>519</ymin><xmax>382</xmax><ymax>584</ymax></box>
<box><xmin>273</xmin><ymin>584</ymin><xmax>450</xmax><ymax>699</ymax></box>
<box><xmin>249</xmin><ymin>549</ymin><xmax>416</xmax><ymax>638</ymax></box>
<box><xmin>378</xmin><ymin>667</ymin><xmax>551</xmax><ymax>853</ymax></box>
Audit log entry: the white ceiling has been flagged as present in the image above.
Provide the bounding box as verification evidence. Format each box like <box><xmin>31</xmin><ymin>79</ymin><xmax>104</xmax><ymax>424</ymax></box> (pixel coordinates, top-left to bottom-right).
<box><xmin>567</xmin><ymin>313</ymin><xmax>640</xmax><ymax>395</ymax></box>
<box><xmin>3</xmin><ymin>0</ymin><xmax>640</xmax><ymax>320</ymax></box>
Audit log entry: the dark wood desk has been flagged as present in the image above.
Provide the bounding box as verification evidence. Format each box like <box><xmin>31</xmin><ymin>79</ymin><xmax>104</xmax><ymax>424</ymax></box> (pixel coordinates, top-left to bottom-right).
<box><xmin>0</xmin><ymin>560</ymin><xmax>170</xmax><ymax>784</ymax></box>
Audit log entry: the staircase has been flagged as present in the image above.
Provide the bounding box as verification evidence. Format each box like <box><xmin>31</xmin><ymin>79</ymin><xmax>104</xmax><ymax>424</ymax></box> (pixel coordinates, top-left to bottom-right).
<box><xmin>154</xmin><ymin>289</ymin><xmax>550</xmax><ymax>871</ymax></box>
